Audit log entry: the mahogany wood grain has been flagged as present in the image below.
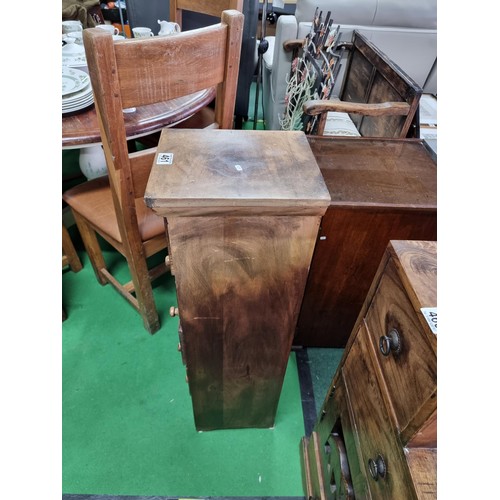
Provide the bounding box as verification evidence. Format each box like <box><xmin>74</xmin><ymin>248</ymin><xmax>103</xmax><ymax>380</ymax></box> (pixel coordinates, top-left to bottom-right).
<box><xmin>145</xmin><ymin>129</ymin><xmax>331</xmax><ymax>216</ymax></box>
<box><xmin>146</xmin><ymin>128</ymin><xmax>329</xmax><ymax>429</ymax></box>
<box><xmin>167</xmin><ymin>214</ymin><xmax>322</xmax><ymax>429</ymax></box>
<box><xmin>301</xmin><ymin>241</ymin><xmax>437</xmax><ymax>500</ymax></box>
<box><xmin>295</xmin><ymin>137</ymin><xmax>437</xmax><ymax>348</ymax></box>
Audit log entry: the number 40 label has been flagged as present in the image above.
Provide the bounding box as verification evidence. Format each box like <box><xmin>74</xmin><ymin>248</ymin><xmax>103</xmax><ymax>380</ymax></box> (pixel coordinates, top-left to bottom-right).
<box><xmin>421</xmin><ymin>307</ymin><xmax>437</xmax><ymax>335</ymax></box>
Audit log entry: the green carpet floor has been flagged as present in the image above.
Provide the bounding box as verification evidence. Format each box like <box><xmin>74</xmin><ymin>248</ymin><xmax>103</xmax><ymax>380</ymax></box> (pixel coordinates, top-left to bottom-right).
<box><xmin>62</xmin><ymin>241</ymin><xmax>306</xmax><ymax>497</ymax></box>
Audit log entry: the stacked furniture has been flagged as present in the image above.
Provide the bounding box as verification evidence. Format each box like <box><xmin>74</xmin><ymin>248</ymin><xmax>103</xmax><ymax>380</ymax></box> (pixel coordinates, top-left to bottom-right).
<box><xmin>301</xmin><ymin>240</ymin><xmax>437</xmax><ymax>499</ymax></box>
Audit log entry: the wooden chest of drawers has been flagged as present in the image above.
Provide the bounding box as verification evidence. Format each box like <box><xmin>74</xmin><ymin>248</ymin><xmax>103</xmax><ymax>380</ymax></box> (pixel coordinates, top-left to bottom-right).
<box><xmin>145</xmin><ymin>128</ymin><xmax>330</xmax><ymax>431</ymax></box>
<box><xmin>295</xmin><ymin>137</ymin><xmax>437</xmax><ymax>347</ymax></box>
<box><xmin>301</xmin><ymin>240</ymin><xmax>437</xmax><ymax>499</ymax></box>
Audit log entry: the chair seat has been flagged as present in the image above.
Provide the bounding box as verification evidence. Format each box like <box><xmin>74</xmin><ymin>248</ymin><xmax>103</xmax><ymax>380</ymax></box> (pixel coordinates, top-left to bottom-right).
<box><xmin>63</xmin><ymin>176</ymin><xmax>165</xmax><ymax>243</ymax></box>
<box><xmin>323</xmin><ymin>112</ymin><xmax>361</xmax><ymax>137</ymax></box>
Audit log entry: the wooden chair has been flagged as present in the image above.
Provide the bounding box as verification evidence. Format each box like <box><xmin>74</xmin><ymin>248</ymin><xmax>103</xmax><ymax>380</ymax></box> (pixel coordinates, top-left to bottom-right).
<box><xmin>62</xmin><ymin>11</ymin><xmax>244</xmax><ymax>334</ymax></box>
<box><xmin>302</xmin><ymin>30</ymin><xmax>422</xmax><ymax>138</ymax></box>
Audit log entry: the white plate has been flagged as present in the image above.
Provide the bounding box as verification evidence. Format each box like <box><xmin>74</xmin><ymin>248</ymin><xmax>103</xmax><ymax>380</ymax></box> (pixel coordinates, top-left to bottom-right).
<box><xmin>62</xmin><ymin>67</ymin><xmax>89</xmax><ymax>95</ymax></box>
<box><xmin>62</xmin><ymin>97</ymin><xmax>94</xmax><ymax>114</ymax></box>
<box><xmin>62</xmin><ymin>86</ymin><xmax>92</xmax><ymax>105</ymax></box>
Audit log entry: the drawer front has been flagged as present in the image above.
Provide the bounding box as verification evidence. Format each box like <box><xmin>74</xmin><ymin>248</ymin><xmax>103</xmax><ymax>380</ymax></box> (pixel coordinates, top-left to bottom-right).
<box><xmin>343</xmin><ymin>324</ymin><xmax>416</xmax><ymax>500</ymax></box>
<box><xmin>365</xmin><ymin>258</ymin><xmax>437</xmax><ymax>438</ymax></box>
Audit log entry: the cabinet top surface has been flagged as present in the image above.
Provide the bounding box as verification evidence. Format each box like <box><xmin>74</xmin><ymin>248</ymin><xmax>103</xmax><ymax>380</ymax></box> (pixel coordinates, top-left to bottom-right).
<box><xmin>389</xmin><ymin>240</ymin><xmax>437</xmax><ymax>309</ymax></box>
<box><xmin>145</xmin><ymin>129</ymin><xmax>330</xmax><ymax>215</ymax></box>
<box><xmin>307</xmin><ymin>137</ymin><xmax>437</xmax><ymax>209</ymax></box>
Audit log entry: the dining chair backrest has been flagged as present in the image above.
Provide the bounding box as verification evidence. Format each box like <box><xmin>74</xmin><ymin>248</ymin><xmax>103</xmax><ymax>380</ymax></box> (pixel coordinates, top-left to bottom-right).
<box><xmin>65</xmin><ymin>11</ymin><xmax>243</xmax><ymax>333</ymax></box>
<box><xmin>83</xmin><ymin>10</ymin><xmax>243</xmax><ymax>196</ymax></box>
<box><xmin>170</xmin><ymin>0</ymin><xmax>243</xmax><ymax>30</ymax></box>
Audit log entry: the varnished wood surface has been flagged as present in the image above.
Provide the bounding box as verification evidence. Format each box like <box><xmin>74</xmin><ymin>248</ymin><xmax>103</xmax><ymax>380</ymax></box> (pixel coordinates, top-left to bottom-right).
<box><xmin>167</xmin><ymin>214</ymin><xmax>322</xmax><ymax>430</ymax></box>
<box><xmin>145</xmin><ymin>129</ymin><xmax>331</xmax><ymax>216</ymax></box>
<box><xmin>342</xmin><ymin>324</ymin><xmax>418</xmax><ymax>500</ymax></box>
<box><xmin>389</xmin><ymin>240</ymin><xmax>438</xmax><ymax>317</ymax></box>
<box><xmin>295</xmin><ymin>137</ymin><xmax>437</xmax><ymax>347</ymax></box>
<box><xmin>365</xmin><ymin>254</ymin><xmax>437</xmax><ymax>443</ymax></box>
<box><xmin>301</xmin><ymin>241</ymin><xmax>437</xmax><ymax>500</ymax></box>
<box><xmin>405</xmin><ymin>448</ymin><xmax>437</xmax><ymax>499</ymax></box>
<box><xmin>62</xmin><ymin>87</ymin><xmax>216</xmax><ymax>148</ymax></box>
<box><xmin>307</xmin><ymin>137</ymin><xmax>437</xmax><ymax>208</ymax></box>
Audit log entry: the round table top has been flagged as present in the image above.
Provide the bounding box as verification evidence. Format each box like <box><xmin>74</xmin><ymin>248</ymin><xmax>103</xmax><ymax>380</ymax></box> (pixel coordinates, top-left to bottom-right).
<box><xmin>62</xmin><ymin>87</ymin><xmax>216</xmax><ymax>149</ymax></box>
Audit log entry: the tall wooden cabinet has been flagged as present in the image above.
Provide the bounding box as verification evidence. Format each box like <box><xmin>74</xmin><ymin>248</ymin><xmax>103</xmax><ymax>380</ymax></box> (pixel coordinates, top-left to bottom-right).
<box><xmin>145</xmin><ymin>129</ymin><xmax>330</xmax><ymax>431</ymax></box>
<box><xmin>301</xmin><ymin>240</ymin><xmax>437</xmax><ymax>499</ymax></box>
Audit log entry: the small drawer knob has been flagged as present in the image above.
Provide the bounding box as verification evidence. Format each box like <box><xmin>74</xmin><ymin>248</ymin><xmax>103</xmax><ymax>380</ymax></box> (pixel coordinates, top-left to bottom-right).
<box><xmin>379</xmin><ymin>328</ymin><xmax>401</xmax><ymax>356</ymax></box>
<box><xmin>169</xmin><ymin>306</ymin><xmax>179</xmax><ymax>317</ymax></box>
<box><xmin>368</xmin><ymin>454</ymin><xmax>386</xmax><ymax>481</ymax></box>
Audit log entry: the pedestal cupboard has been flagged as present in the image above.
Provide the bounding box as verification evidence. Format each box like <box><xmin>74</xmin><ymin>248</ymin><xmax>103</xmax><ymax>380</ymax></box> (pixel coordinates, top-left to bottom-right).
<box><xmin>145</xmin><ymin>129</ymin><xmax>330</xmax><ymax>431</ymax></box>
<box><xmin>301</xmin><ymin>240</ymin><xmax>437</xmax><ymax>499</ymax></box>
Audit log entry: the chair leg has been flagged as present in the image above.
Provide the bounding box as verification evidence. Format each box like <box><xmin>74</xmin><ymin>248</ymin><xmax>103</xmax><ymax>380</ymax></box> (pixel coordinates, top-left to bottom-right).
<box><xmin>72</xmin><ymin>210</ymin><xmax>108</xmax><ymax>285</ymax></box>
<box><xmin>62</xmin><ymin>224</ymin><xmax>83</xmax><ymax>273</ymax></box>
<box><xmin>126</xmin><ymin>250</ymin><xmax>161</xmax><ymax>334</ymax></box>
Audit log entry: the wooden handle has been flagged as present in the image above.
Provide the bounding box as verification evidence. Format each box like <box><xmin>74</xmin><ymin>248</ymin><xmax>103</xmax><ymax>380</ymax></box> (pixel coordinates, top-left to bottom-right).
<box><xmin>303</xmin><ymin>99</ymin><xmax>410</xmax><ymax>117</ymax></box>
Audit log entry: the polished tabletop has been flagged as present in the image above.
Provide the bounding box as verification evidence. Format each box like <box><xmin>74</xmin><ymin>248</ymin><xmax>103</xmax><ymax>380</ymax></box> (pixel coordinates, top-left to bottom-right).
<box><xmin>62</xmin><ymin>87</ymin><xmax>216</xmax><ymax>149</ymax></box>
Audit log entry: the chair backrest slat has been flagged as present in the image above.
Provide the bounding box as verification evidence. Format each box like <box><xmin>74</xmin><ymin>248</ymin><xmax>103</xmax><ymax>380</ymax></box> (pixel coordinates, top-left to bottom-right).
<box><xmin>114</xmin><ymin>26</ymin><xmax>227</xmax><ymax>109</ymax></box>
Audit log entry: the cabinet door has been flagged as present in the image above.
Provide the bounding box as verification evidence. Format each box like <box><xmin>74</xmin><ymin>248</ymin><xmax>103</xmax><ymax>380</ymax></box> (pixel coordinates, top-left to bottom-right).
<box><xmin>365</xmin><ymin>258</ymin><xmax>437</xmax><ymax>444</ymax></box>
<box><xmin>343</xmin><ymin>323</ymin><xmax>417</xmax><ymax>500</ymax></box>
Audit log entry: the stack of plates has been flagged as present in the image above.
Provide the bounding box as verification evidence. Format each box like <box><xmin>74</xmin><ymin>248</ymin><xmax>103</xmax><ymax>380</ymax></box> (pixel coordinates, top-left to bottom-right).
<box><xmin>62</xmin><ymin>67</ymin><xmax>94</xmax><ymax>114</ymax></box>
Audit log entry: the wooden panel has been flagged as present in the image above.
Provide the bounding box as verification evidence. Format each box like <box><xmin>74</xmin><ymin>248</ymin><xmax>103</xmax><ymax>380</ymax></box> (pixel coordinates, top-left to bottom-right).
<box><xmin>168</xmin><ymin>214</ymin><xmax>321</xmax><ymax>430</ymax></box>
<box><xmin>365</xmin><ymin>256</ymin><xmax>436</xmax><ymax>439</ymax></box>
<box><xmin>296</xmin><ymin>209</ymin><xmax>437</xmax><ymax>347</ymax></box>
<box><xmin>342</xmin><ymin>324</ymin><xmax>417</xmax><ymax>500</ymax></box>
<box><xmin>145</xmin><ymin>129</ymin><xmax>331</xmax><ymax>216</ymax></box>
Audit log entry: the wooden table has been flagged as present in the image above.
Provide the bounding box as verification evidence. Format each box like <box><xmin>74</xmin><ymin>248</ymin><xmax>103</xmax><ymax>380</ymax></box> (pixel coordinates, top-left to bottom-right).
<box><xmin>62</xmin><ymin>83</ymin><xmax>215</xmax><ymax>179</ymax></box>
<box><xmin>62</xmin><ymin>87</ymin><xmax>216</xmax><ymax>148</ymax></box>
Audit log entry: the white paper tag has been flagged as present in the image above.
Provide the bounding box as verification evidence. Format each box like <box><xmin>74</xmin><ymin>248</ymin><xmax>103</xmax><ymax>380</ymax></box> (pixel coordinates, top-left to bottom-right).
<box><xmin>156</xmin><ymin>152</ymin><xmax>173</xmax><ymax>165</ymax></box>
<box><xmin>273</xmin><ymin>0</ymin><xmax>285</xmax><ymax>9</ymax></box>
<box><xmin>421</xmin><ymin>307</ymin><xmax>437</xmax><ymax>335</ymax></box>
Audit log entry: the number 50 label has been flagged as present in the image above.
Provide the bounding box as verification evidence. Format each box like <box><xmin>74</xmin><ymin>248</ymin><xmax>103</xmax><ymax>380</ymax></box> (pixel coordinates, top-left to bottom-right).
<box><xmin>421</xmin><ymin>307</ymin><xmax>437</xmax><ymax>335</ymax></box>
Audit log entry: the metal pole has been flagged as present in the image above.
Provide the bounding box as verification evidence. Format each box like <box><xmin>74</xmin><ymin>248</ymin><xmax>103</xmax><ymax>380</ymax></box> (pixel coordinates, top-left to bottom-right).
<box><xmin>253</xmin><ymin>0</ymin><xmax>269</xmax><ymax>129</ymax></box>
